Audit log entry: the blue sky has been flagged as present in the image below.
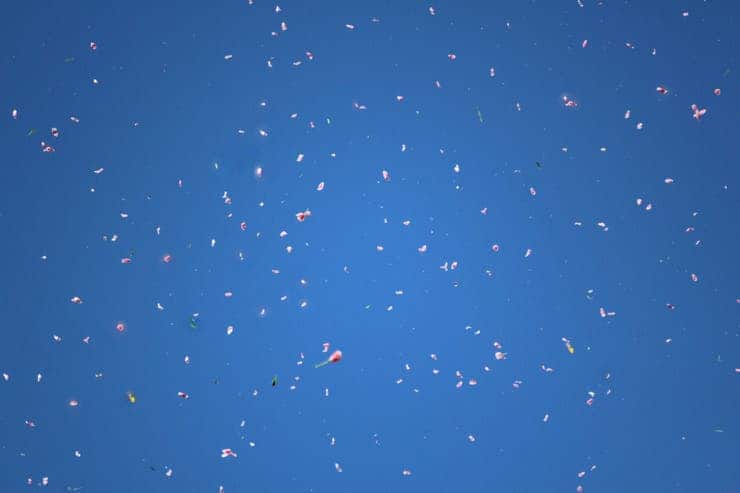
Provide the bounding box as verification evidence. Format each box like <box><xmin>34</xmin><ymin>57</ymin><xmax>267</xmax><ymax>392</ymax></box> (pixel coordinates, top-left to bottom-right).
<box><xmin>0</xmin><ymin>1</ymin><xmax>738</xmax><ymax>492</ymax></box>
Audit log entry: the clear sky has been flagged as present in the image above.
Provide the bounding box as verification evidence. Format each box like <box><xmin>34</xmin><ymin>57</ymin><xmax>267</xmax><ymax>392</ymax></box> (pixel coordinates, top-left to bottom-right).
<box><xmin>0</xmin><ymin>1</ymin><xmax>738</xmax><ymax>492</ymax></box>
